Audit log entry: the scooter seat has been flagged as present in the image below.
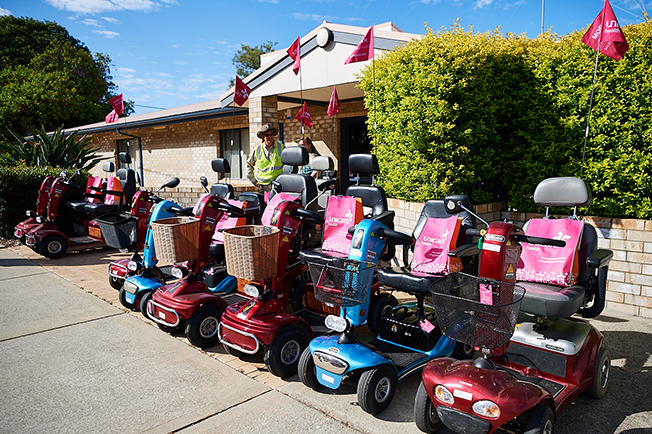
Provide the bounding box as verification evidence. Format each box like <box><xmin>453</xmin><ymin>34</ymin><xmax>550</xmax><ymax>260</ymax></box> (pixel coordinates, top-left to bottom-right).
<box><xmin>209</xmin><ymin>242</ymin><xmax>225</xmax><ymax>258</ymax></box>
<box><xmin>299</xmin><ymin>248</ymin><xmax>348</xmax><ymax>266</ymax></box>
<box><xmin>67</xmin><ymin>201</ymin><xmax>90</xmax><ymax>213</ymax></box>
<box><xmin>84</xmin><ymin>203</ymin><xmax>119</xmax><ymax>216</ymax></box>
<box><xmin>377</xmin><ymin>267</ymin><xmax>446</xmax><ymax>295</ymax></box>
<box><xmin>518</xmin><ymin>281</ymin><xmax>586</xmax><ymax>319</ymax></box>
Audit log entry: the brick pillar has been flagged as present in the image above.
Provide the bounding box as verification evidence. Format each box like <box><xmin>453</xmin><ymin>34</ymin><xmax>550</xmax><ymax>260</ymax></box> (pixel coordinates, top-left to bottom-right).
<box><xmin>248</xmin><ymin>95</ymin><xmax>279</xmax><ymax>154</ymax></box>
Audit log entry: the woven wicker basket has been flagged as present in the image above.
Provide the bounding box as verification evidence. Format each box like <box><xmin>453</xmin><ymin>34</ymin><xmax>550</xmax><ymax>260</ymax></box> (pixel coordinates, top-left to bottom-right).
<box><xmin>151</xmin><ymin>216</ymin><xmax>200</xmax><ymax>263</ymax></box>
<box><xmin>223</xmin><ymin>225</ymin><xmax>279</xmax><ymax>281</ymax></box>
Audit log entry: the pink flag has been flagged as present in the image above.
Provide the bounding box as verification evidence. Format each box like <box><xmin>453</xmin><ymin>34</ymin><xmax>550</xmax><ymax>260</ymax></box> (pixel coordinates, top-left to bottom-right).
<box><xmin>109</xmin><ymin>94</ymin><xmax>124</xmax><ymax>115</ymax></box>
<box><xmin>344</xmin><ymin>26</ymin><xmax>374</xmax><ymax>64</ymax></box>
<box><xmin>581</xmin><ymin>0</ymin><xmax>629</xmax><ymax>61</ymax></box>
<box><xmin>105</xmin><ymin>109</ymin><xmax>119</xmax><ymax>124</ymax></box>
<box><xmin>233</xmin><ymin>75</ymin><xmax>251</xmax><ymax>106</ymax></box>
<box><xmin>287</xmin><ymin>36</ymin><xmax>301</xmax><ymax>75</ymax></box>
<box><xmin>327</xmin><ymin>86</ymin><xmax>340</xmax><ymax>117</ymax></box>
<box><xmin>296</xmin><ymin>102</ymin><xmax>313</xmax><ymax>128</ymax></box>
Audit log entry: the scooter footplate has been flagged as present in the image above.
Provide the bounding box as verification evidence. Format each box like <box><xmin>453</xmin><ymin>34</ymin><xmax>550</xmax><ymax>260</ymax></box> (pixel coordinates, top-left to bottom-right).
<box><xmin>498</xmin><ymin>366</ymin><xmax>566</xmax><ymax>398</ymax></box>
<box><xmin>367</xmin><ymin>338</ymin><xmax>425</xmax><ymax>372</ymax></box>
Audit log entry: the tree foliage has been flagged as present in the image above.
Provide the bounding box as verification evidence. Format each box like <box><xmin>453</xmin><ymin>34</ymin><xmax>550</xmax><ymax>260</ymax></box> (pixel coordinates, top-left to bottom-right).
<box><xmin>229</xmin><ymin>40</ymin><xmax>277</xmax><ymax>87</ymax></box>
<box><xmin>360</xmin><ymin>21</ymin><xmax>652</xmax><ymax>219</ymax></box>
<box><xmin>0</xmin><ymin>16</ymin><xmax>128</xmax><ymax>142</ymax></box>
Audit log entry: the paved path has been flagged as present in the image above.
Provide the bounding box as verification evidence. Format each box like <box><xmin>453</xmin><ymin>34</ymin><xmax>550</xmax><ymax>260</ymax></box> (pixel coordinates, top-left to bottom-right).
<box><xmin>1</xmin><ymin>246</ymin><xmax>651</xmax><ymax>433</ymax></box>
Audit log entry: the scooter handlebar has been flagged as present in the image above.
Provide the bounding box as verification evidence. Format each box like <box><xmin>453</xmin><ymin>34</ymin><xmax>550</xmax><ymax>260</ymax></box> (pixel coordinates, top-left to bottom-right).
<box><xmin>378</xmin><ymin>227</ymin><xmax>414</xmax><ymax>246</ymax></box>
<box><xmin>515</xmin><ymin>234</ymin><xmax>566</xmax><ymax>248</ymax></box>
<box><xmin>217</xmin><ymin>200</ymin><xmax>246</xmax><ymax>218</ymax></box>
<box><xmin>167</xmin><ymin>204</ymin><xmax>195</xmax><ymax>217</ymax></box>
<box><xmin>466</xmin><ymin>228</ymin><xmax>483</xmax><ymax>237</ymax></box>
<box><xmin>292</xmin><ymin>207</ymin><xmax>325</xmax><ymax>224</ymax></box>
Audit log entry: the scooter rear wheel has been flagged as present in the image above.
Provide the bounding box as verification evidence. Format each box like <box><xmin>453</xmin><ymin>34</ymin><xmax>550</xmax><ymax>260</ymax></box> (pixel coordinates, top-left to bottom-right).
<box><xmin>298</xmin><ymin>347</ymin><xmax>320</xmax><ymax>390</ymax></box>
<box><xmin>588</xmin><ymin>346</ymin><xmax>611</xmax><ymax>399</ymax></box>
<box><xmin>367</xmin><ymin>293</ymin><xmax>398</xmax><ymax>335</ymax></box>
<box><xmin>357</xmin><ymin>364</ymin><xmax>397</xmax><ymax>415</ymax></box>
<box><xmin>414</xmin><ymin>380</ymin><xmax>442</xmax><ymax>433</ymax></box>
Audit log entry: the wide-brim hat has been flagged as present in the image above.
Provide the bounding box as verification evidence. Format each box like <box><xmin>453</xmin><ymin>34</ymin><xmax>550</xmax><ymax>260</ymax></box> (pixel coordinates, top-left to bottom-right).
<box><xmin>257</xmin><ymin>123</ymin><xmax>279</xmax><ymax>139</ymax></box>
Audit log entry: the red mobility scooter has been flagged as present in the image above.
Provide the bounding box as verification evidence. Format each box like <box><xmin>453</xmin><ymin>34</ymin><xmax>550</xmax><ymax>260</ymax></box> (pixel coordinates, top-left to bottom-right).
<box><xmin>415</xmin><ymin>177</ymin><xmax>613</xmax><ymax>434</ymax></box>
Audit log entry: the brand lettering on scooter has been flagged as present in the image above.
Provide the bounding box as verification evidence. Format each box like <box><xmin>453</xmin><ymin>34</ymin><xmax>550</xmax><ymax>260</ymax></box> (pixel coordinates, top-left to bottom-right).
<box><xmin>458</xmin><ymin>381</ymin><xmax>473</xmax><ymax>388</ymax></box>
<box><xmin>328</xmin><ymin>347</ymin><xmax>340</xmax><ymax>354</ymax></box>
<box><xmin>545</xmin><ymin>344</ymin><xmax>565</xmax><ymax>353</ymax></box>
<box><xmin>485</xmin><ymin>234</ymin><xmax>505</xmax><ymax>243</ymax></box>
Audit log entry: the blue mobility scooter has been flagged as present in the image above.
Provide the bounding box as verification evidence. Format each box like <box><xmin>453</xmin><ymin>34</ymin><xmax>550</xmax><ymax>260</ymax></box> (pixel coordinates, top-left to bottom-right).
<box><xmin>298</xmin><ymin>195</ymin><xmax>479</xmax><ymax>414</ymax></box>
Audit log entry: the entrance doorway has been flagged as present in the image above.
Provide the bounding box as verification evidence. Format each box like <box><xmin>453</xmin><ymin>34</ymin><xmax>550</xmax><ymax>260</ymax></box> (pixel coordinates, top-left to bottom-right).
<box><xmin>340</xmin><ymin>116</ymin><xmax>371</xmax><ymax>191</ymax></box>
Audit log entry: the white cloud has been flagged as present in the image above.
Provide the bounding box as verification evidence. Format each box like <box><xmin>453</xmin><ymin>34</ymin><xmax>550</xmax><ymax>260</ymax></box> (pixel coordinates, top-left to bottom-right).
<box><xmin>475</xmin><ymin>0</ymin><xmax>493</xmax><ymax>8</ymax></box>
<box><xmin>82</xmin><ymin>18</ymin><xmax>102</xmax><ymax>26</ymax></box>
<box><xmin>102</xmin><ymin>16</ymin><xmax>120</xmax><ymax>24</ymax></box>
<box><xmin>44</xmin><ymin>0</ymin><xmax>170</xmax><ymax>14</ymax></box>
<box><xmin>254</xmin><ymin>0</ymin><xmax>279</xmax><ymax>3</ymax></box>
<box><xmin>93</xmin><ymin>29</ymin><xmax>120</xmax><ymax>38</ymax></box>
<box><xmin>0</xmin><ymin>7</ymin><xmax>11</xmax><ymax>16</ymax></box>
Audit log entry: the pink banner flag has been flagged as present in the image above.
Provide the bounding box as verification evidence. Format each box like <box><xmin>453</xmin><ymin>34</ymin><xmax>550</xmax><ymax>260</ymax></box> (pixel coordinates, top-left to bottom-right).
<box><xmin>344</xmin><ymin>26</ymin><xmax>374</xmax><ymax>64</ymax></box>
<box><xmin>105</xmin><ymin>109</ymin><xmax>119</xmax><ymax>124</ymax></box>
<box><xmin>296</xmin><ymin>102</ymin><xmax>313</xmax><ymax>128</ymax></box>
<box><xmin>581</xmin><ymin>0</ymin><xmax>629</xmax><ymax>61</ymax></box>
<box><xmin>233</xmin><ymin>75</ymin><xmax>251</xmax><ymax>106</ymax></box>
<box><xmin>109</xmin><ymin>94</ymin><xmax>124</xmax><ymax>115</ymax></box>
<box><xmin>327</xmin><ymin>86</ymin><xmax>340</xmax><ymax>117</ymax></box>
<box><xmin>287</xmin><ymin>36</ymin><xmax>301</xmax><ymax>75</ymax></box>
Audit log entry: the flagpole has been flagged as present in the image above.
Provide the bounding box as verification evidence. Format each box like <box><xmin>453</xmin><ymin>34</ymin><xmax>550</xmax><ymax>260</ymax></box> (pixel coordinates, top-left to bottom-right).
<box><xmin>299</xmin><ymin>65</ymin><xmax>305</xmax><ymax>138</ymax></box>
<box><xmin>581</xmin><ymin>47</ymin><xmax>601</xmax><ymax>180</ymax></box>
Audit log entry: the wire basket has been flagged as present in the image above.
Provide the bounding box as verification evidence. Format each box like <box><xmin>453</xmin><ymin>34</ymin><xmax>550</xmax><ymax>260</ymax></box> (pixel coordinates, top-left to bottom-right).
<box><xmin>429</xmin><ymin>273</ymin><xmax>525</xmax><ymax>349</ymax></box>
<box><xmin>223</xmin><ymin>225</ymin><xmax>279</xmax><ymax>280</ymax></box>
<box><xmin>307</xmin><ymin>258</ymin><xmax>375</xmax><ymax>307</ymax></box>
<box><xmin>96</xmin><ymin>213</ymin><xmax>138</xmax><ymax>249</ymax></box>
<box><xmin>151</xmin><ymin>216</ymin><xmax>200</xmax><ymax>263</ymax></box>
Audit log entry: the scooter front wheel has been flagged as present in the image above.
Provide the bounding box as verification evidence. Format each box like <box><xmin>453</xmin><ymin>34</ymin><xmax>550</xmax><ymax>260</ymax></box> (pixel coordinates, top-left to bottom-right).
<box><xmin>298</xmin><ymin>347</ymin><xmax>320</xmax><ymax>390</ymax></box>
<box><xmin>139</xmin><ymin>291</ymin><xmax>155</xmax><ymax>320</ymax></box>
<box><xmin>39</xmin><ymin>234</ymin><xmax>67</xmax><ymax>259</ymax></box>
<box><xmin>357</xmin><ymin>364</ymin><xmax>397</xmax><ymax>415</ymax></box>
<box><xmin>118</xmin><ymin>287</ymin><xmax>137</xmax><ymax>311</ymax></box>
<box><xmin>264</xmin><ymin>327</ymin><xmax>308</xmax><ymax>378</ymax></box>
<box><xmin>185</xmin><ymin>304</ymin><xmax>224</xmax><ymax>349</ymax></box>
<box><xmin>414</xmin><ymin>380</ymin><xmax>442</xmax><ymax>433</ymax></box>
<box><xmin>109</xmin><ymin>275</ymin><xmax>124</xmax><ymax>290</ymax></box>
<box><xmin>524</xmin><ymin>405</ymin><xmax>554</xmax><ymax>434</ymax></box>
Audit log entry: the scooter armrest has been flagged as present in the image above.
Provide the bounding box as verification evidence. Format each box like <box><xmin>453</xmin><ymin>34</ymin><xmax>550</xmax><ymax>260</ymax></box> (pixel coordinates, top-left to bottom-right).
<box><xmin>587</xmin><ymin>249</ymin><xmax>613</xmax><ymax>268</ymax></box>
<box><xmin>448</xmin><ymin>243</ymin><xmax>481</xmax><ymax>258</ymax></box>
<box><xmin>372</xmin><ymin>210</ymin><xmax>395</xmax><ymax>227</ymax></box>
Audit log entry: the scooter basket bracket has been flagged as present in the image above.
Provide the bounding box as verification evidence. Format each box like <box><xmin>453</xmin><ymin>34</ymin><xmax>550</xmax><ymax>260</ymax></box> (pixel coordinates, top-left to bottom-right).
<box><xmin>96</xmin><ymin>213</ymin><xmax>138</xmax><ymax>249</ymax></box>
<box><xmin>307</xmin><ymin>258</ymin><xmax>375</xmax><ymax>307</ymax></box>
<box><xmin>429</xmin><ymin>272</ymin><xmax>525</xmax><ymax>349</ymax></box>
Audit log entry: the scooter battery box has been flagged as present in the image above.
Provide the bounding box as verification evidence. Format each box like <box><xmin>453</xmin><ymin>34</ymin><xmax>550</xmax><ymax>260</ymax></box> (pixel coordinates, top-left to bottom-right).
<box><xmin>202</xmin><ymin>266</ymin><xmax>229</xmax><ymax>288</ymax></box>
<box><xmin>378</xmin><ymin>308</ymin><xmax>442</xmax><ymax>352</ymax></box>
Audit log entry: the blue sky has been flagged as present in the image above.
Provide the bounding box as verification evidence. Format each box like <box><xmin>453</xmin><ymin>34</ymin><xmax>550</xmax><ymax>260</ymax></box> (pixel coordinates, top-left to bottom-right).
<box><xmin>1</xmin><ymin>0</ymin><xmax>649</xmax><ymax>115</ymax></box>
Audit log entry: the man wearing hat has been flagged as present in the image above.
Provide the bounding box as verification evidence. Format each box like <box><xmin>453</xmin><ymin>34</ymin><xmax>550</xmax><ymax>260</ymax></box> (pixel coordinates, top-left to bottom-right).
<box><xmin>246</xmin><ymin>123</ymin><xmax>285</xmax><ymax>193</ymax></box>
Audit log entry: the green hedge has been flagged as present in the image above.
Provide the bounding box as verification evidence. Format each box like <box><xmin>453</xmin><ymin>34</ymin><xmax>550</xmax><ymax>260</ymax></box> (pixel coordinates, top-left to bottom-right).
<box><xmin>360</xmin><ymin>21</ymin><xmax>652</xmax><ymax>218</ymax></box>
<box><xmin>0</xmin><ymin>164</ymin><xmax>88</xmax><ymax>238</ymax></box>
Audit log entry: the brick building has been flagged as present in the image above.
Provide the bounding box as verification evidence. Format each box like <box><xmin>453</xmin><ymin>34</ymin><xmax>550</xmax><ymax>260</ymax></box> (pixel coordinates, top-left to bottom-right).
<box><xmin>64</xmin><ymin>21</ymin><xmax>421</xmax><ymax>194</ymax></box>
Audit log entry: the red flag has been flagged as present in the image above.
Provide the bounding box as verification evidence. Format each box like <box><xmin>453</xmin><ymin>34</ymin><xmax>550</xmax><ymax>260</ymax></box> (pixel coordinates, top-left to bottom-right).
<box><xmin>327</xmin><ymin>86</ymin><xmax>340</xmax><ymax>117</ymax></box>
<box><xmin>233</xmin><ymin>75</ymin><xmax>251</xmax><ymax>106</ymax></box>
<box><xmin>287</xmin><ymin>36</ymin><xmax>301</xmax><ymax>75</ymax></box>
<box><xmin>344</xmin><ymin>26</ymin><xmax>374</xmax><ymax>64</ymax></box>
<box><xmin>105</xmin><ymin>109</ymin><xmax>119</xmax><ymax>124</ymax></box>
<box><xmin>581</xmin><ymin>0</ymin><xmax>629</xmax><ymax>61</ymax></box>
<box><xmin>109</xmin><ymin>94</ymin><xmax>124</xmax><ymax>115</ymax></box>
<box><xmin>296</xmin><ymin>102</ymin><xmax>313</xmax><ymax>128</ymax></box>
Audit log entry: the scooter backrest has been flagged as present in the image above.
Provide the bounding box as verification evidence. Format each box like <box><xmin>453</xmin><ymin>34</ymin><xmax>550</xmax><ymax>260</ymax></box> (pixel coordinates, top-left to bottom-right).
<box><xmin>209</xmin><ymin>158</ymin><xmax>234</xmax><ymax>199</ymax></box>
<box><xmin>102</xmin><ymin>161</ymin><xmax>115</xmax><ymax>173</ymax></box>
<box><xmin>116</xmin><ymin>168</ymin><xmax>137</xmax><ymax>203</ymax></box>
<box><xmin>313</xmin><ymin>156</ymin><xmax>338</xmax><ymax>209</ymax></box>
<box><xmin>345</xmin><ymin>154</ymin><xmax>387</xmax><ymax>218</ymax></box>
<box><xmin>85</xmin><ymin>176</ymin><xmax>104</xmax><ymax>203</ymax></box>
<box><xmin>104</xmin><ymin>177</ymin><xmax>124</xmax><ymax>205</ymax></box>
<box><xmin>533</xmin><ymin>177</ymin><xmax>593</xmax><ymax>208</ymax></box>
<box><xmin>275</xmin><ymin>146</ymin><xmax>318</xmax><ymax>212</ymax></box>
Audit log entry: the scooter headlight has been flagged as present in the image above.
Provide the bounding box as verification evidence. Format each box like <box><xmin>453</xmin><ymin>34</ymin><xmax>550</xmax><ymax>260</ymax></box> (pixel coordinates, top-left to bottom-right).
<box><xmin>26</xmin><ymin>210</ymin><xmax>33</xmax><ymax>217</ymax></box>
<box><xmin>243</xmin><ymin>284</ymin><xmax>262</xmax><ymax>298</ymax></box>
<box><xmin>325</xmin><ymin>315</ymin><xmax>347</xmax><ymax>333</ymax></box>
<box><xmin>472</xmin><ymin>400</ymin><xmax>501</xmax><ymax>419</ymax></box>
<box><xmin>434</xmin><ymin>385</ymin><xmax>455</xmax><ymax>405</ymax></box>
<box><xmin>36</xmin><ymin>216</ymin><xmax>43</xmax><ymax>223</ymax></box>
<box><xmin>127</xmin><ymin>260</ymin><xmax>140</xmax><ymax>272</ymax></box>
<box><xmin>170</xmin><ymin>266</ymin><xmax>184</xmax><ymax>279</ymax></box>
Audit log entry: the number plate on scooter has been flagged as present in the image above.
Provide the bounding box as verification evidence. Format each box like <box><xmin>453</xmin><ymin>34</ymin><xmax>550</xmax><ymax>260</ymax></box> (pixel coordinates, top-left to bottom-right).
<box><xmin>453</xmin><ymin>389</ymin><xmax>472</xmax><ymax>401</ymax></box>
<box><xmin>158</xmin><ymin>310</ymin><xmax>166</xmax><ymax>320</ymax></box>
<box><xmin>321</xmin><ymin>373</ymin><xmax>335</xmax><ymax>384</ymax></box>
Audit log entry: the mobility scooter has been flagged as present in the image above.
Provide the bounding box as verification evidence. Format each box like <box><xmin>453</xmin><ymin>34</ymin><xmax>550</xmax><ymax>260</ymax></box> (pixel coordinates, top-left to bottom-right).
<box><xmin>415</xmin><ymin>176</ymin><xmax>613</xmax><ymax>434</ymax></box>
<box><xmin>298</xmin><ymin>195</ymin><xmax>478</xmax><ymax>414</ymax></box>
<box><xmin>14</xmin><ymin>175</ymin><xmax>56</xmax><ymax>246</ymax></box>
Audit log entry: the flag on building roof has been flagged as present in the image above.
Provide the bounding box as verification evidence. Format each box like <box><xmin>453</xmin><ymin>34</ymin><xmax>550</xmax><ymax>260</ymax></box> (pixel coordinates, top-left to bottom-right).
<box><xmin>581</xmin><ymin>0</ymin><xmax>629</xmax><ymax>61</ymax></box>
<box><xmin>287</xmin><ymin>36</ymin><xmax>301</xmax><ymax>75</ymax></box>
<box><xmin>296</xmin><ymin>102</ymin><xmax>313</xmax><ymax>128</ymax></box>
<box><xmin>344</xmin><ymin>26</ymin><xmax>374</xmax><ymax>64</ymax></box>
<box><xmin>105</xmin><ymin>110</ymin><xmax>119</xmax><ymax>124</ymax></box>
<box><xmin>327</xmin><ymin>86</ymin><xmax>340</xmax><ymax>117</ymax></box>
<box><xmin>234</xmin><ymin>75</ymin><xmax>251</xmax><ymax>106</ymax></box>
<box><xmin>109</xmin><ymin>94</ymin><xmax>124</xmax><ymax>115</ymax></box>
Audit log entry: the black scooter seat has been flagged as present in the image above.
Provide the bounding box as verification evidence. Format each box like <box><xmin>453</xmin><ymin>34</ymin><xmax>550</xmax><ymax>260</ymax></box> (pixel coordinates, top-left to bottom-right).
<box><xmin>377</xmin><ymin>267</ymin><xmax>446</xmax><ymax>295</ymax></box>
<box><xmin>518</xmin><ymin>281</ymin><xmax>586</xmax><ymax>319</ymax></box>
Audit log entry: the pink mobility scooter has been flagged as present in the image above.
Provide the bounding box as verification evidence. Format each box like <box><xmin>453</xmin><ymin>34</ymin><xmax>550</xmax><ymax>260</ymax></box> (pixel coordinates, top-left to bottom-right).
<box><xmin>415</xmin><ymin>177</ymin><xmax>613</xmax><ymax>434</ymax></box>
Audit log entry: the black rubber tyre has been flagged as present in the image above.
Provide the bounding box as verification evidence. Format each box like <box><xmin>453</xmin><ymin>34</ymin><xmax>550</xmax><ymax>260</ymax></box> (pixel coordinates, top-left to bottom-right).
<box><xmin>414</xmin><ymin>381</ymin><xmax>442</xmax><ymax>433</ymax></box>
<box><xmin>185</xmin><ymin>304</ymin><xmax>224</xmax><ymax>349</ymax></box>
<box><xmin>588</xmin><ymin>347</ymin><xmax>611</xmax><ymax>399</ymax></box>
<box><xmin>109</xmin><ymin>275</ymin><xmax>124</xmax><ymax>290</ymax></box>
<box><xmin>298</xmin><ymin>347</ymin><xmax>320</xmax><ymax>390</ymax></box>
<box><xmin>139</xmin><ymin>290</ymin><xmax>155</xmax><ymax>320</ymax></box>
<box><xmin>367</xmin><ymin>293</ymin><xmax>398</xmax><ymax>335</ymax></box>
<box><xmin>118</xmin><ymin>287</ymin><xmax>137</xmax><ymax>311</ymax></box>
<box><xmin>290</xmin><ymin>280</ymin><xmax>308</xmax><ymax>312</ymax></box>
<box><xmin>38</xmin><ymin>234</ymin><xmax>67</xmax><ymax>259</ymax></box>
<box><xmin>264</xmin><ymin>327</ymin><xmax>308</xmax><ymax>378</ymax></box>
<box><xmin>524</xmin><ymin>405</ymin><xmax>554</xmax><ymax>434</ymax></box>
<box><xmin>357</xmin><ymin>364</ymin><xmax>397</xmax><ymax>415</ymax></box>
<box><xmin>157</xmin><ymin>320</ymin><xmax>185</xmax><ymax>334</ymax></box>
<box><xmin>451</xmin><ymin>342</ymin><xmax>477</xmax><ymax>360</ymax></box>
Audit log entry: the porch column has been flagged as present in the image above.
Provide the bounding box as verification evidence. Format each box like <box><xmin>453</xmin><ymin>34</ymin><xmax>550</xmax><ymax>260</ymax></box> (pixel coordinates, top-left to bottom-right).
<box><xmin>248</xmin><ymin>95</ymin><xmax>279</xmax><ymax>154</ymax></box>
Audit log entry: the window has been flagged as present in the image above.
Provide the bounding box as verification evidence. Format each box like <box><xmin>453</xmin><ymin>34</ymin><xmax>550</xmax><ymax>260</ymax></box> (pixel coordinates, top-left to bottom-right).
<box><xmin>220</xmin><ymin>128</ymin><xmax>250</xmax><ymax>179</ymax></box>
